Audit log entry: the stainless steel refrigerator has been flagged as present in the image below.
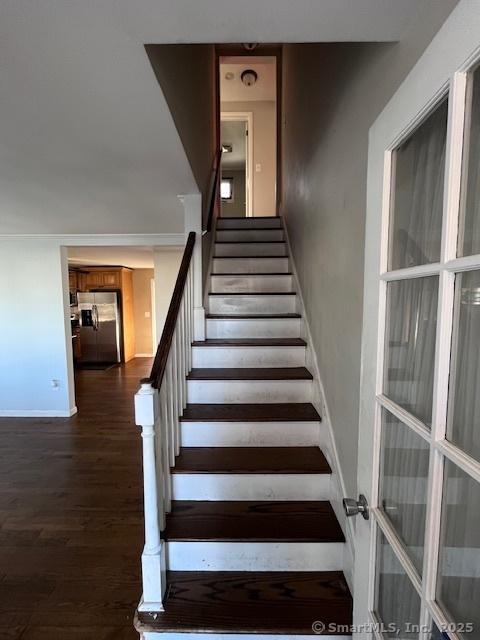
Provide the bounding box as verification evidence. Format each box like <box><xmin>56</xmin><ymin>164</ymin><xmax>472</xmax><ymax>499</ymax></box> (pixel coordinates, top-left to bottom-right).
<box><xmin>77</xmin><ymin>292</ymin><xmax>121</xmax><ymax>363</ymax></box>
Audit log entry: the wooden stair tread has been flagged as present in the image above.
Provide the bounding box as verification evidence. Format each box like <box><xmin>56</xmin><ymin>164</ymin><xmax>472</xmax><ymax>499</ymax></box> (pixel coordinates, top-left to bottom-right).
<box><xmin>212</xmin><ymin>272</ymin><xmax>293</xmax><ymax>276</ymax></box>
<box><xmin>216</xmin><ymin>240</ymin><xmax>286</xmax><ymax>244</ymax></box>
<box><xmin>181</xmin><ymin>402</ymin><xmax>320</xmax><ymax>422</ymax></box>
<box><xmin>209</xmin><ymin>291</ymin><xmax>296</xmax><ymax>296</ymax></box>
<box><xmin>187</xmin><ymin>367</ymin><xmax>313</xmax><ymax>380</ymax></box>
<box><xmin>137</xmin><ymin>570</ymin><xmax>352</xmax><ymax>634</ymax></box>
<box><xmin>192</xmin><ymin>338</ymin><xmax>307</xmax><ymax>347</ymax></box>
<box><xmin>217</xmin><ymin>215</ymin><xmax>280</xmax><ymax>219</ymax></box>
<box><xmin>206</xmin><ymin>313</ymin><xmax>301</xmax><ymax>319</ymax></box>
<box><xmin>214</xmin><ymin>255</ymin><xmax>288</xmax><ymax>259</ymax></box>
<box><xmin>163</xmin><ymin>501</ymin><xmax>344</xmax><ymax>542</ymax></box>
<box><xmin>216</xmin><ymin>227</ymin><xmax>283</xmax><ymax>231</ymax></box>
<box><xmin>172</xmin><ymin>447</ymin><xmax>331</xmax><ymax>474</ymax></box>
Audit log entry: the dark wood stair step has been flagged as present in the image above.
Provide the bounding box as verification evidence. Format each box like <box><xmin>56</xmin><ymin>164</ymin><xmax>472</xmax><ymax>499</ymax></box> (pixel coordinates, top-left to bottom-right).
<box><xmin>218</xmin><ymin>215</ymin><xmax>280</xmax><ymax>220</ymax></box>
<box><xmin>206</xmin><ymin>313</ymin><xmax>301</xmax><ymax>319</ymax></box>
<box><xmin>192</xmin><ymin>338</ymin><xmax>307</xmax><ymax>347</ymax></box>
<box><xmin>211</xmin><ymin>272</ymin><xmax>293</xmax><ymax>276</ymax></box>
<box><xmin>181</xmin><ymin>403</ymin><xmax>320</xmax><ymax>422</ymax></box>
<box><xmin>215</xmin><ymin>240</ymin><xmax>286</xmax><ymax>244</ymax></box>
<box><xmin>137</xmin><ymin>570</ymin><xmax>352</xmax><ymax>634</ymax></box>
<box><xmin>216</xmin><ymin>227</ymin><xmax>283</xmax><ymax>231</ymax></box>
<box><xmin>213</xmin><ymin>254</ymin><xmax>289</xmax><ymax>259</ymax></box>
<box><xmin>187</xmin><ymin>367</ymin><xmax>313</xmax><ymax>380</ymax></box>
<box><xmin>172</xmin><ymin>447</ymin><xmax>331</xmax><ymax>474</ymax></box>
<box><xmin>163</xmin><ymin>501</ymin><xmax>344</xmax><ymax>542</ymax></box>
<box><xmin>209</xmin><ymin>291</ymin><xmax>296</xmax><ymax>296</ymax></box>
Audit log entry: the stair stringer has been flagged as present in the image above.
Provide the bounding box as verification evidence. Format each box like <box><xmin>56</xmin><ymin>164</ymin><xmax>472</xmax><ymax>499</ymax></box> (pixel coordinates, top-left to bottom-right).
<box><xmin>281</xmin><ymin>218</ymin><xmax>355</xmax><ymax>592</ymax></box>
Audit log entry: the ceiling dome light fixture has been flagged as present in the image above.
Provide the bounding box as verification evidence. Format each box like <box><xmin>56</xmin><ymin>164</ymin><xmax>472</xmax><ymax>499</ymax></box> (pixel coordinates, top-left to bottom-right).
<box><xmin>243</xmin><ymin>43</ymin><xmax>258</xmax><ymax>52</ymax></box>
<box><xmin>241</xmin><ymin>69</ymin><xmax>258</xmax><ymax>87</ymax></box>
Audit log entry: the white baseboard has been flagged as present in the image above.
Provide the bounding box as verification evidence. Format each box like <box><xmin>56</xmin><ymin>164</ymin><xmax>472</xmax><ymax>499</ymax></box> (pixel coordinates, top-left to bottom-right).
<box><xmin>0</xmin><ymin>405</ymin><xmax>78</xmax><ymax>417</ymax></box>
<box><xmin>135</xmin><ymin>353</ymin><xmax>154</xmax><ymax>358</ymax></box>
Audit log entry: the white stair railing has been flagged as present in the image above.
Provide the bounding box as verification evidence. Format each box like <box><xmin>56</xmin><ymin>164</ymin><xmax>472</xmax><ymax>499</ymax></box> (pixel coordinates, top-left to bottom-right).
<box><xmin>134</xmin><ymin>231</ymin><xmax>196</xmax><ymax>612</ymax></box>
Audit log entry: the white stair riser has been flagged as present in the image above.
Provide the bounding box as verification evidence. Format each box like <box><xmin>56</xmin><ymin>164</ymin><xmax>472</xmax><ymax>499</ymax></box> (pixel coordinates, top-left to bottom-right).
<box><xmin>187</xmin><ymin>380</ymin><xmax>312</xmax><ymax>403</ymax></box>
<box><xmin>180</xmin><ymin>421</ymin><xmax>320</xmax><ymax>447</ymax></box>
<box><xmin>212</xmin><ymin>257</ymin><xmax>290</xmax><ymax>274</ymax></box>
<box><xmin>211</xmin><ymin>274</ymin><xmax>293</xmax><ymax>293</ymax></box>
<box><xmin>215</xmin><ymin>243</ymin><xmax>287</xmax><ymax>257</ymax></box>
<box><xmin>217</xmin><ymin>217</ymin><xmax>282</xmax><ymax>229</ymax></box>
<box><xmin>216</xmin><ymin>229</ymin><xmax>284</xmax><ymax>242</ymax></box>
<box><xmin>166</xmin><ymin>541</ymin><xmax>344</xmax><ymax>572</ymax></box>
<box><xmin>192</xmin><ymin>346</ymin><xmax>305</xmax><ymax>368</ymax></box>
<box><xmin>206</xmin><ymin>318</ymin><xmax>301</xmax><ymax>339</ymax></box>
<box><xmin>209</xmin><ymin>295</ymin><xmax>296</xmax><ymax>315</ymax></box>
<box><xmin>171</xmin><ymin>473</ymin><xmax>330</xmax><ymax>501</ymax></box>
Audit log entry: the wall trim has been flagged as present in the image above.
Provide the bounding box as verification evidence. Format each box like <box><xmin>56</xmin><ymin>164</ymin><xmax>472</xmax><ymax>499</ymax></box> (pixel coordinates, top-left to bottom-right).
<box><xmin>282</xmin><ymin>217</ymin><xmax>355</xmax><ymax>592</ymax></box>
<box><xmin>0</xmin><ymin>406</ymin><xmax>78</xmax><ymax>418</ymax></box>
<box><xmin>135</xmin><ymin>353</ymin><xmax>154</xmax><ymax>358</ymax></box>
<box><xmin>0</xmin><ymin>234</ymin><xmax>185</xmax><ymax>246</ymax></box>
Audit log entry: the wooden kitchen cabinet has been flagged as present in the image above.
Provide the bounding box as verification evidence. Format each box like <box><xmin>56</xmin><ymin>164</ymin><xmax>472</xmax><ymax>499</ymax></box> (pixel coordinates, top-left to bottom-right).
<box><xmin>85</xmin><ymin>271</ymin><xmax>103</xmax><ymax>288</ymax></box>
<box><xmin>69</xmin><ymin>271</ymin><xmax>78</xmax><ymax>291</ymax></box>
<box><xmin>100</xmin><ymin>271</ymin><xmax>121</xmax><ymax>287</ymax></box>
<box><xmin>69</xmin><ymin>266</ymin><xmax>135</xmax><ymax>363</ymax></box>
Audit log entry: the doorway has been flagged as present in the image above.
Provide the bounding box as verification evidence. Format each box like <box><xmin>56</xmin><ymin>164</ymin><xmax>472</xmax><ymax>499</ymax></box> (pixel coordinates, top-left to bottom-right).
<box><xmin>354</xmin><ymin>8</ymin><xmax>480</xmax><ymax>637</ymax></box>
<box><xmin>220</xmin><ymin>113</ymin><xmax>253</xmax><ymax>217</ymax></box>
<box><xmin>219</xmin><ymin>55</ymin><xmax>277</xmax><ymax>218</ymax></box>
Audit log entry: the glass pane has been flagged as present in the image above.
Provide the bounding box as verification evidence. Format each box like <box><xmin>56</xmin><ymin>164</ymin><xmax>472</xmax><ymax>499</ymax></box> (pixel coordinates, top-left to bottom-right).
<box><xmin>437</xmin><ymin>460</ymin><xmax>480</xmax><ymax>639</ymax></box>
<box><xmin>459</xmin><ymin>65</ymin><xmax>480</xmax><ymax>257</ymax></box>
<box><xmin>428</xmin><ymin>622</ymin><xmax>448</xmax><ymax>640</ymax></box>
<box><xmin>384</xmin><ymin>276</ymin><xmax>439</xmax><ymax>426</ymax></box>
<box><xmin>447</xmin><ymin>270</ymin><xmax>480</xmax><ymax>462</ymax></box>
<box><xmin>380</xmin><ymin>409</ymin><xmax>429</xmax><ymax>573</ymax></box>
<box><xmin>389</xmin><ymin>99</ymin><xmax>448</xmax><ymax>270</ymax></box>
<box><xmin>375</xmin><ymin>530</ymin><xmax>421</xmax><ymax>639</ymax></box>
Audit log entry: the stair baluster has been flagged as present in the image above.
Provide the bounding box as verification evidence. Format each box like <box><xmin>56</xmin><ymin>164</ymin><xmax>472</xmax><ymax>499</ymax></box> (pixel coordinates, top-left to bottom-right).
<box><xmin>134</xmin><ymin>232</ymin><xmax>196</xmax><ymax>613</ymax></box>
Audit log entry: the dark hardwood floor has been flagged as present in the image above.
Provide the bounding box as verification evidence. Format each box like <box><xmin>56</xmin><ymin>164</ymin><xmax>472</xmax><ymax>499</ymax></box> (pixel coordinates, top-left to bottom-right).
<box><xmin>0</xmin><ymin>358</ymin><xmax>152</xmax><ymax>640</ymax></box>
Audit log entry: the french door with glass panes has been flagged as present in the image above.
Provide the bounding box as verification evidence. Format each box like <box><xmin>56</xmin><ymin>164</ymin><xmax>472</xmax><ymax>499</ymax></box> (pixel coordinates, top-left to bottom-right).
<box><xmin>354</xmin><ymin>5</ymin><xmax>480</xmax><ymax>640</ymax></box>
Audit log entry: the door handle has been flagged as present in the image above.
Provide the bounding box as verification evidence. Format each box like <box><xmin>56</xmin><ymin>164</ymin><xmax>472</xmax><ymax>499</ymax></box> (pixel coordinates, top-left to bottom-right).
<box><xmin>343</xmin><ymin>494</ymin><xmax>369</xmax><ymax>520</ymax></box>
<box><xmin>92</xmin><ymin>305</ymin><xmax>99</xmax><ymax>331</ymax></box>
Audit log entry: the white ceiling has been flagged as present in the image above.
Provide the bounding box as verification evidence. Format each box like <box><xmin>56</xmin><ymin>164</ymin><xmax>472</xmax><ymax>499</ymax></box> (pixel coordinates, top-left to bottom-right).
<box><xmin>221</xmin><ymin>57</ymin><xmax>276</xmax><ymax>102</ymax></box>
<box><xmin>68</xmin><ymin>246</ymin><xmax>155</xmax><ymax>269</ymax></box>
<box><xmin>1</xmin><ymin>0</ymin><xmax>429</xmax><ymax>235</ymax></box>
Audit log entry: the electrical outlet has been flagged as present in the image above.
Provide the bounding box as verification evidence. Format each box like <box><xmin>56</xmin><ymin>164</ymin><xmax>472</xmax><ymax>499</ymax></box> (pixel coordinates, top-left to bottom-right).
<box><xmin>255</xmin><ymin>163</ymin><xmax>262</xmax><ymax>172</ymax></box>
<box><xmin>51</xmin><ymin>379</ymin><xmax>61</xmax><ymax>390</ymax></box>
<box><xmin>145</xmin><ymin>311</ymin><xmax>151</xmax><ymax>318</ymax></box>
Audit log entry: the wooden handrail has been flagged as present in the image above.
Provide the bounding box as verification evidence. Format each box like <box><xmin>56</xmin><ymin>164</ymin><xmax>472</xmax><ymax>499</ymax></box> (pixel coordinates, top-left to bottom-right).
<box><xmin>205</xmin><ymin>149</ymin><xmax>222</xmax><ymax>233</ymax></box>
<box><xmin>143</xmin><ymin>231</ymin><xmax>196</xmax><ymax>389</ymax></box>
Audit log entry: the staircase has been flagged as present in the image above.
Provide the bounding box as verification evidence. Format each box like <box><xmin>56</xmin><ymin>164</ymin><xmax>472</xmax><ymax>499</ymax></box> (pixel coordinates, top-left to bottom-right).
<box><xmin>136</xmin><ymin>216</ymin><xmax>352</xmax><ymax>638</ymax></box>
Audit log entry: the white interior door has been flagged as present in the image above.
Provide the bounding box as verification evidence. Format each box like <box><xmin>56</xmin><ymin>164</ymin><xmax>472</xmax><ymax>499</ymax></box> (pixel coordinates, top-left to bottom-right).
<box><xmin>354</xmin><ymin>4</ymin><xmax>480</xmax><ymax>639</ymax></box>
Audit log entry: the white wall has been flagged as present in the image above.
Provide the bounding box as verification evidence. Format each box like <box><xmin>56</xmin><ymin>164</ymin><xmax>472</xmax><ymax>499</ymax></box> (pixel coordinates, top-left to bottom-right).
<box><xmin>281</xmin><ymin>0</ymin><xmax>458</xmax><ymax>497</ymax></box>
<box><xmin>0</xmin><ymin>239</ymin><xmax>75</xmax><ymax>416</ymax></box>
<box><xmin>221</xmin><ymin>101</ymin><xmax>276</xmax><ymax>216</ymax></box>
<box><xmin>153</xmin><ymin>248</ymin><xmax>183</xmax><ymax>341</ymax></box>
<box><xmin>133</xmin><ymin>269</ymin><xmax>155</xmax><ymax>356</ymax></box>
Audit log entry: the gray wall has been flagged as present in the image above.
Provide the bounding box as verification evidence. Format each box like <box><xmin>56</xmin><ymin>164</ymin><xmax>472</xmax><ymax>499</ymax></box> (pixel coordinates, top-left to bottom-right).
<box><xmin>146</xmin><ymin>44</ymin><xmax>216</xmax><ymax>224</ymax></box>
<box><xmin>146</xmin><ymin>44</ymin><xmax>217</xmax><ymax>294</ymax></box>
<box><xmin>281</xmin><ymin>0</ymin><xmax>458</xmax><ymax>496</ymax></box>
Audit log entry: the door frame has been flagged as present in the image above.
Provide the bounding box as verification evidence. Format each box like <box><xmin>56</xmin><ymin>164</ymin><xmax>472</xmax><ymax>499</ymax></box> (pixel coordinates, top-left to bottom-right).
<box><xmin>220</xmin><ymin>111</ymin><xmax>254</xmax><ymax>217</ymax></box>
<box><xmin>355</xmin><ymin>3</ymin><xmax>480</xmax><ymax>637</ymax></box>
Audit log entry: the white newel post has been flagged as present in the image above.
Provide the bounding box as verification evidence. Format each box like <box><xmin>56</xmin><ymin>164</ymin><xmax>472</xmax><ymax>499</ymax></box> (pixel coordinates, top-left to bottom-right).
<box><xmin>135</xmin><ymin>382</ymin><xmax>166</xmax><ymax>612</ymax></box>
<box><xmin>180</xmin><ymin>193</ymin><xmax>205</xmax><ymax>341</ymax></box>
